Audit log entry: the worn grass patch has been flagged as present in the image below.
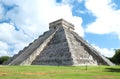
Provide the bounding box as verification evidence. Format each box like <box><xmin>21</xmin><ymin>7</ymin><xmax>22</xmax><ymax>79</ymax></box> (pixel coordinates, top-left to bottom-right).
<box><xmin>0</xmin><ymin>65</ymin><xmax>120</xmax><ymax>79</ymax></box>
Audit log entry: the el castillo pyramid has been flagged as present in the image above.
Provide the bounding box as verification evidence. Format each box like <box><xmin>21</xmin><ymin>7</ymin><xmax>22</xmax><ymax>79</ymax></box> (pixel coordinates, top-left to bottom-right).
<box><xmin>7</xmin><ymin>19</ymin><xmax>114</xmax><ymax>66</ymax></box>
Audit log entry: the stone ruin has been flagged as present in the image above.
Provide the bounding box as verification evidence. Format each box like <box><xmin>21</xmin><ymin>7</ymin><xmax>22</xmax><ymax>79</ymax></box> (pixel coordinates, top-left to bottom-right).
<box><xmin>7</xmin><ymin>19</ymin><xmax>114</xmax><ymax>66</ymax></box>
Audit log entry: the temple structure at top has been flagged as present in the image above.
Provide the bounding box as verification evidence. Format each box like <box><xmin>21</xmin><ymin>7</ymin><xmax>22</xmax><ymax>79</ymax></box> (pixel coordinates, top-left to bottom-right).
<box><xmin>49</xmin><ymin>19</ymin><xmax>74</xmax><ymax>31</ymax></box>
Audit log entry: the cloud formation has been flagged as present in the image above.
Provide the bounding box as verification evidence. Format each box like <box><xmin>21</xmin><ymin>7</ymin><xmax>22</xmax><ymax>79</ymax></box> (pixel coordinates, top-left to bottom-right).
<box><xmin>85</xmin><ymin>0</ymin><xmax>120</xmax><ymax>39</ymax></box>
<box><xmin>92</xmin><ymin>44</ymin><xmax>115</xmax><ymax>57</ymax></box>
<box><xmin>0</xmin><ymin>0</ymin><xmax>83</xmax><ymax>56</ymax></box>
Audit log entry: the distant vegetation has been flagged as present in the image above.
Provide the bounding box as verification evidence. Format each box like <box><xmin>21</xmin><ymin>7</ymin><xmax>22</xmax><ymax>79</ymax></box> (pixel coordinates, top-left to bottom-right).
<box><xmin>0</xmin><ymin>56</ymin><xmax>10</xmax><ymax>64</ymax></box>
<box><xmin>108</xmin><ymin>49</ymin><xmax>120</xmax><ymax>65</ymax></box>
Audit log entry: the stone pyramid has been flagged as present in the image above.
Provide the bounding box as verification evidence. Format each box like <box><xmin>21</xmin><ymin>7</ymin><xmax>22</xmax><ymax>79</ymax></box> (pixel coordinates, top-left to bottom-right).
<box><xmin>7</xmin><ymin>19</ymin><xmax>114</xmax><ymax>66</ymax></box>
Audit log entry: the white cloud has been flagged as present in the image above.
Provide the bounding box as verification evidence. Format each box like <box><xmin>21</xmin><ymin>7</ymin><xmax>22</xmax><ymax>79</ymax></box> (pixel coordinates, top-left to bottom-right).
<box><xmin>0</xmin><ymin>23</ymin><xmax>30</xmax><ymax>56</ymax></box>
<box><xmin>0</xmin><ymin>23</ymin><xmax>30</xmax><ymax>44</ymax></box>
<box><xmin>92</xmin><ymin>44</ymin><xmax>115</xmax><ymax>57</ymax></box>
<box><xmin>85</xmin><ymin>0</ymin><xmax>120</xmax><ymax>39</ymax></box>
<box><xmin>0</xmin><ymin>41</ymin><xmax>9</xmax><ymax>56</ymax></box>
<box><xmin>0</xmin><ymin>0</ymin><xmax>84</xmax><ymax>56</ymax></box>
<box><xmin>0</xmin><ymin>41</ymin><xmax>8</xmax><ymax>50</ymax></box>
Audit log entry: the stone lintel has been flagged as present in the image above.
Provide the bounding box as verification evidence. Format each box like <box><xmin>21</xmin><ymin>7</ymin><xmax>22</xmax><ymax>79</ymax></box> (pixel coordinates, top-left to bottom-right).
<box><xmin>49</xmin><ymin>19</ymin><xmax>75</xmax><ymax>31</ymax></box>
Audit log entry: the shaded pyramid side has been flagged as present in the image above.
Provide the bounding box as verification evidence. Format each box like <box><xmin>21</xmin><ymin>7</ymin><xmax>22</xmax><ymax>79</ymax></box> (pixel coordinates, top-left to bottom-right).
<box><xmin>32</xmin><ymin>27</ymin><xmax>73</xmax><ymax>65</ymax></box>
<box><xmin>8</xmin><ymin>29</ymin><xmax>57</xmax><ymax>65</ymax></box>
<box><xmin>65</xmin><ymin>29</ymin><xmax>114</xmax><ymax>66</ymax></box>
<box><xmin>64</xmin><ymin>29</ymin><xmax>98</xmax><ymax>66</ymax></box>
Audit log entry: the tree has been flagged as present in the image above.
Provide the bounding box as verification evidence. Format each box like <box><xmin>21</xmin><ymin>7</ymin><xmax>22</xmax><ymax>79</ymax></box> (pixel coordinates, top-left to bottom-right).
<box><xmin>0</xmin><ymin>56</ymin><xmax>10</xmax><ymax>64</ymax></box>
<box><xmin>110</xmin><ymin>49</ymin><xmax>120</xmax><ymax>65</ymax></box>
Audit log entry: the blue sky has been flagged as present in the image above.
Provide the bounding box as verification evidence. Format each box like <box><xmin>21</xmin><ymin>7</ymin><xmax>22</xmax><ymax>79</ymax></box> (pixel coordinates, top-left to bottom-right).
<box><xmin>0</xmin><ymin>0</ymin><xmax>120</xmax><ymax>57</ymax></box>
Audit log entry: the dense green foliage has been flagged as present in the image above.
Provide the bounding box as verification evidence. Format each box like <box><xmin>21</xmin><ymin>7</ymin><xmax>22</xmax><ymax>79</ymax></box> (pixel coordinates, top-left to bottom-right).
<box><xmin>0</xmin><ymin>66</ymin><xmax>120</xmax><ymax>79</ymax></box>
<box><xmin>109</xmin><ymin>49</ymin><xmax>120</xmax><ymax>65</ymax></box>
<box><xmin>0</xmin><ymin>56</ymin><xmax>10</xmax><ymax>64</ymax></box>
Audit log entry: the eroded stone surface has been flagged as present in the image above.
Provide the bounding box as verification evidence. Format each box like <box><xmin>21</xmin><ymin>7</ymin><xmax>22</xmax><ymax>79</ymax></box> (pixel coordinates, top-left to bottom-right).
<box><xmin>7</xmin><ymin>19</ymin><xmax>114</xmax><ymax>66</ymax></box>
<box><xmin>32</xmin><ymin>27</ymin><xmax>73</xmax><ymax>65</ymax></box>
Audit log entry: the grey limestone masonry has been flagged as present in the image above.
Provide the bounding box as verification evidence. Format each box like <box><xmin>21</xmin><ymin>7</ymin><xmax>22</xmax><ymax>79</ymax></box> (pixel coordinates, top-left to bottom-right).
<box><xmin>8</xmin><ymin>30</ymin><xmax>56</xmax><ymax>65</ymax></box>
<box><xmin>32</xmin><ymin>27</ymin><xmax>73</xmax><ymax>65</ymax></box>
<box><xmin>7</xmin><ymin>19</ymin><xmax>114</xmax><ymax>66</ymax></box>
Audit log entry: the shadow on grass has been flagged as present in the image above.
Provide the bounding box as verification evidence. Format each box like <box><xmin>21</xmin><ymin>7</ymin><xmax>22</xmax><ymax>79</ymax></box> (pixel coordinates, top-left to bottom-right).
<box><xmin>105</xmin><ymin>68</ymin><xmax>120</xmax><ymax>72</ymax></box>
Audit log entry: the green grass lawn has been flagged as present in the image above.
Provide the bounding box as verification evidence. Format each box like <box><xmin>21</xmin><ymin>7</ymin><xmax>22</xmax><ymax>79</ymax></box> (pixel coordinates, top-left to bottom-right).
<box><xmin>0</xmin><ymin>65</ymin><xmax>120</xmax><ymax>79</ymax></box>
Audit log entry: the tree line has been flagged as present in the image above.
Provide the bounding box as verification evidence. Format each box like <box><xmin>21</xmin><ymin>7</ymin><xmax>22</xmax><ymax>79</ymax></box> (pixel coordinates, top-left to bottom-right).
<box><xmin>108</xmin><ymin>49</ymin><xmax>120</xmax><ymax>65</ymax></box>
<box><xmin>0</xmin><ymin>56</ymin><xmax>10</xmax><ymax>64</ymax></box>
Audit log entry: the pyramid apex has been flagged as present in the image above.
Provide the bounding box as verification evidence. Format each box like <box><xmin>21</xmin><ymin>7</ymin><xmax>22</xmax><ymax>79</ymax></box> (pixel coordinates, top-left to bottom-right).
<box><xmin>49</xmin><ymin>19</ymin><xmax>75</xmax><ymax>31</ymax></box>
